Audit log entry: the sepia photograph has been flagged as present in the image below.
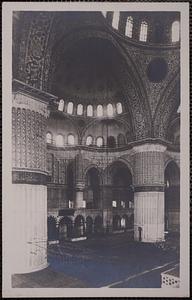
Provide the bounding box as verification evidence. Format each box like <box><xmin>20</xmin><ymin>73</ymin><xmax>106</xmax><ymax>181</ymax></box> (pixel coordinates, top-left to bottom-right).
<box><xmin>2</xmin><ymin>2</ymin><xmax>190</xmax><ymax>298</ymax></box>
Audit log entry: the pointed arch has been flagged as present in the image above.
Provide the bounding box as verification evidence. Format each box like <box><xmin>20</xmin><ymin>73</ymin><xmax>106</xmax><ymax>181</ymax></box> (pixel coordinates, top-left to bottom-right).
<box><xmin>171</xmin><ymin>21</ymin><xmax>180</xmax><ymax>42</ymax></box>
<box><xmin>125</xmin><ymin>16</ymin><xmax>133</xmax><ymax>38</ymax></box>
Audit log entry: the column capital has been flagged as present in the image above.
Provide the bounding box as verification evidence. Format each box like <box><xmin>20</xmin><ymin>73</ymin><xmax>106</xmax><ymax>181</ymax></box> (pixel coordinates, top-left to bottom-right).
<box><xmin>131</xmin><ymin>143</ymin><xmax>167</xmax><ymax>155</ymax></box>
<box><xmin>75</xmin><ymin>182</ymin><xmax>85</xmax><ymax>191</ymax></box>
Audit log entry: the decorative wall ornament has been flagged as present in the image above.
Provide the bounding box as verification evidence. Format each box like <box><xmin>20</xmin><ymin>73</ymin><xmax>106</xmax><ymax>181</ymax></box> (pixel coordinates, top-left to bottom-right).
<box><xmin>19</xmin><ymin>12</ymin><xmax>54</xmax><ymax>89</ymax></box>
<box><xmin>12</xmin><ymin>91</ymin><xmax>49</xmax><ymax>172</ymax></box>
<box><xmin>153</xmin><ymin>74</ymin><xmax>180</xmax><ymax>139</ymax></box>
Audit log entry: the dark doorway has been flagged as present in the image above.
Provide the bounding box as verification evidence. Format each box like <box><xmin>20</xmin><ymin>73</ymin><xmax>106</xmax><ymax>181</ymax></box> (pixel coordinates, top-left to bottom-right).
<box><xmin>86</xmin><ymin>216</ymin><xmax>93</xmax><ymax>235</ymax></box>
<box><xmin>74</xmin><ymin>215</ymin><xmax>85</xmax><ymax>237</ymax></box>
<box><xmin>94</xmin><ymin>215</ymin><xmax>103</xmax><ymax>234</ymax></box>
<box><xmin>59</xmin><ymin>217</ymin><xmax>73</xmax><ymax>241</ymax></box>
<box><xmin>85</xmin><ymin>168</ymin><xmax>101</xmax><ymax>209</ymax></box>
<box><xmin>111</xmin><ymin>161</ymin><xmax>133</xmax><ymax>209</ymax></box>
<box><xmin>113</xmin><ymin>215</ymin><xmax>121</xmax><ymax>230</ymax></box>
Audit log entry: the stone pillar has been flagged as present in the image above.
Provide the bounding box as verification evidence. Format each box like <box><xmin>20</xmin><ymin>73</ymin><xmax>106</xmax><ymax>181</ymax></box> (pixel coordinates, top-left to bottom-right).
<box><xmin>74</xmin><ymin>151</ymin><xmax>85</xmax><ymax>208</ymax></box>
<box><xmin>60</xmin><ymin>184</ymin><xmax>69</xmax><ymax>208</ymax></box>
<box><xmin>132</xmin><ymin>144</ymin><xmax>166</xmax><ymax>243</ymax></box>
<box><xmin>75</xmin><ymin>182</ymin><xmax>85</xmax><ymax>208</ymax></box>
<box><xmin>103</xmin><ymin>208</ymin><xmax>113</xmax><ymax>233</ymax></box>
<box><xmin>12</xmin><ymin>83</ymin><xmax>50</xmax><ymax>273</ymax></box>
<box><xmin>102</xmin><ymin>184</ymin><xmax>112</xmax><ymax>209</ymax></box>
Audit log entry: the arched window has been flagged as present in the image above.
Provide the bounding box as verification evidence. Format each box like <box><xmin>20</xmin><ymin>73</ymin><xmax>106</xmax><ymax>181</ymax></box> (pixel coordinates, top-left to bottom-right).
<box><xmin>172</xmin><ymin>21</ymin><xmax>180</xmax><ymax>42</ymax></box>
<box><xmin>46</xmin><ymin>132</ymin><xmax>52</xmax><ymax>144</ymax></box>
<box><xmin>117</xmin><ymin>133</ymin><xmax>126</xmax><ymax>147</ymax></box>
<box><xmin>97</xmin><ymin>105</ymin><xmax>103</xmax><ymax>117</ymax></box>
<box><xmin>107</xmin><ymin>103</ymin><xmax>114</xmax><ymax>117</ymax></box>
<box><xmin>107</xmin><ymin>136</ymin><xmax>116</xmax><ymax>148</ymax></box>
<box><xmin>67</xmin><ymin>102</ymin><xmax>73</xmax><ymax>114</ymax></box>
<box><xmin>77</xmin><ymin>104</ymin><xmax>83</xmax><ymax>115</ymax></box>
<box><xmin>112</xmin><ymin>201</ymin><xmax>117</xmax><ymax>208</ymax></box>
<box><xmin>125</xmin><ymin>16</ymin><xmax>133</xmax><ymax>38</ymax></box>
<box><xmin>121</xmin><ymin>217</ymin><xmax>126</xmax><ymax>227</ymax></box>
<box><xmin>139</xmin><ymin>21</ymin><xmax>148</xmax><ymax>42</ymax></box>
<box><xmin>87</xmin><ymin>105</ymin><xmax>93</xmax><ymax>117</ymax></box>
<box><xmin>116</xmin><ymin>102</ymin><xmax>123</xmax><ymax>114</ymax></box>
<box><xmin>56</xmin><ymin>134</ymin><xmax>64</xmax><ymax>147</ymax></box>
<box><xmin>112</xmin><ymin>11</ymin><xmax>120</xmax><ymax>30</ymax></box>
<box><xmin>96</xmin><ymin>137</ymin><xmax>104</xmax><ymax>147</ymax></box>
<box><xmin>58</xmin><ymin>99</ymin><xmax>64</xmax><ymax>111</ymax></box>
<box><xmin>177</xmin><ymin>105</ymin><xmax>180</xmax><ymax>113</ymax></box>
<box><xmin>86</xmin><ymin>136</ymin><xmax>93</xmax><ymax>146</ymax></box>
<box><xmin>126</xmin><ymin>131</ymin><xmax>130</xmax><ymax>143</ymax></box>
<box><xmin>68</xmin><ymin>134</ymin><xmax>75</xmax><ymax>145</ymax></box>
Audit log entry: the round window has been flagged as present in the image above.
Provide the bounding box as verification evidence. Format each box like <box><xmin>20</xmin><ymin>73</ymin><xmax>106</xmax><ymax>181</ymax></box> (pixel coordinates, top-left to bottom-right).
<box><xmin>147</xmin><ymin>58</ymin><xmax>168</xmax><ymax>83</ymax></box>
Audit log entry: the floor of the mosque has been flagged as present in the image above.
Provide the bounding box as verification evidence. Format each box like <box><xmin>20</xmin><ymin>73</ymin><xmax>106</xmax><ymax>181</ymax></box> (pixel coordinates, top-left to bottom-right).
<box><xmin>12</xmin><ymin>233</ymin><xmax>179</xmax><ymax>288</ymax></box>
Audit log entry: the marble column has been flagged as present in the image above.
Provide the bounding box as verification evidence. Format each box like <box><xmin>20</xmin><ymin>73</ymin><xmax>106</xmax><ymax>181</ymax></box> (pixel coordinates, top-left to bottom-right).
<box><xmin>102</xmin><ymin>184</ymin><xmax>113</xmax><ymax>209</ymax></box>
<box><xmin>132</xmin><ymin>144</ymin><xmax>166</xmax><ymax>243</ymax></box>
<box><xmin>12</xmin><ymin>81</ymin><xmax>51</xmax><ymax>273</ymax></box>
<box><xmin>103</xmin><ymin>208</ymin><xmax>113</xmax><ymax>233</ymax></box>
<box><xmin>74</xmin><ymin>151</ymin><xmax>85</xmax><ymax>208</ymax></box>
<box><xmin>75</xmin><ymin>182</ymin><xmax>85</xmax><ymax>208</ymax></box>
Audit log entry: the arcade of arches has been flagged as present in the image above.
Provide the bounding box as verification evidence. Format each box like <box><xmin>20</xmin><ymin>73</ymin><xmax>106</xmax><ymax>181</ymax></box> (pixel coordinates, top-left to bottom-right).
<box><xmin>12</xmin><ymin>11</ymin><xmax>180</xmax><ymax>274</ymax></box>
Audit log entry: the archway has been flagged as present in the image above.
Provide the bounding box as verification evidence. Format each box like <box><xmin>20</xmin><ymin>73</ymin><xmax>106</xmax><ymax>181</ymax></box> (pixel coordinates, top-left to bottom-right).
<box><xmin>59</xmin><ymin>217</ymin><xmax>73</xmax><ymax>241</ymax></box>
<box><xmin>47</xmin><ymin>216</ymin><xmax>57</xmax><ymax>241</ymax></box>
<box><xmin>127</xmin><ymin>214</ymin><xmax>134</xmax><ymax>229</ymax></box>
<box><xmin>164</xmin><ymin>161</ymin><xmax>180</xmax><ymax>233</ymax></box>
<box><xmin>110</xmin><ymin>161</ymin><xmax>133</xmax><ymax>209</ymax></box>
<box><xmin>84</xmin><ymin>167</ymin><xmax>101</xmax><ymax>209</ymax></box>
<box><xmin>86</xmin><ymin>216</ymin><xmax>93</xmax><ymax>236</ymax></box>
<box><xmin>113</xmin><ymin>215</ymin><xmax>121</xmax><ymax>231</ymax></box>
<box><xmin>122</xmin><ymin>214</ymin><xmax>129</xmax><ymax>229</ymax></box>
<box><xmin>74</xmin><ymin>215</ymin><xmax>85</xmax><ymax>237</ymax></box>
<box><xmin>94</xmin><ymin>215</ymin><xmax>103</xmax><ymax>234</ymax></box>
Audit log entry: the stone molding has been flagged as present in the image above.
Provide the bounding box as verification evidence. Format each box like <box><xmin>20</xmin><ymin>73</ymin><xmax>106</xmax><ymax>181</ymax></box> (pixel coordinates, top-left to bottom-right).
<box><xmin>12</xmin><ymin>170</ymin><xmax>48</xmax><ymax>185</ymax></box>
<box><xmin>75</xmin><ymin>182</ymin><xmax>85</xmax><ymax>191</ymax></box>
<box><xmin>131</xmin><ymin>143</ymin><xmax>167</xmax><ymax>154</ymax></box>
<box><xmin>134</xmin><ymin>185</ymin><xmax>165</xmax><ymax>192</ymax></box>
<box><xmin>12</xmin><ymin>91</ymin><xmax>49</xmax><ymax>118</ymax></box>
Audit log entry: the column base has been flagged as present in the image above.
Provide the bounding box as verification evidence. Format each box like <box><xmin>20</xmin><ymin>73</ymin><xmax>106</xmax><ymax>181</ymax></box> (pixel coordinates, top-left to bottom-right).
<box><xmin>12</xmin><ymin>183</ymin><xmax>48</xmax><ymax>274</ymax></box>
<box><xmin>134</xmin><ymin>191</ymin><xmax>165</xmax><ymax>243</ymax></box>
<box><xmin>13</xmin><ymin>262</ymin><xmax>49</xmax><ymax>275</ymax></box>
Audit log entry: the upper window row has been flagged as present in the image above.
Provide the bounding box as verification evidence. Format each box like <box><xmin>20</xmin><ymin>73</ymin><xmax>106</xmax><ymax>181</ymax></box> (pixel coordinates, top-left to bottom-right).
<box><xmin>112</xmin><ymin>13</ymin><xmax>148</xmax><ymax>42</ymax></box>
<box><xmin>58</xmin><ymin>100</ymin><xmax>123</xmax><ymax>117</ymax></box>
<box><xmin>46</xmin><ymin>132</ymin><xmax>75</xmax><ymax>146</ymax></box>
<box><xmin>103</xmin><ymin>12</ymin><xmax>180</xmax><ymax>43</ymax></box>
<box><xmin>46</xmin><ymin>132</ymin><xmax>128</xmax><ymax>148</ymax></box>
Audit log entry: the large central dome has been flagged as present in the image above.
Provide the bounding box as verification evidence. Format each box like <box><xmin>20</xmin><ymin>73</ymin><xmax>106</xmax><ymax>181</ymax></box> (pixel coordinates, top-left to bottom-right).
<box><xmin>52</xmin><ymin>38</ymin><xmax>121</xmax><ymax>104</ymax></box>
